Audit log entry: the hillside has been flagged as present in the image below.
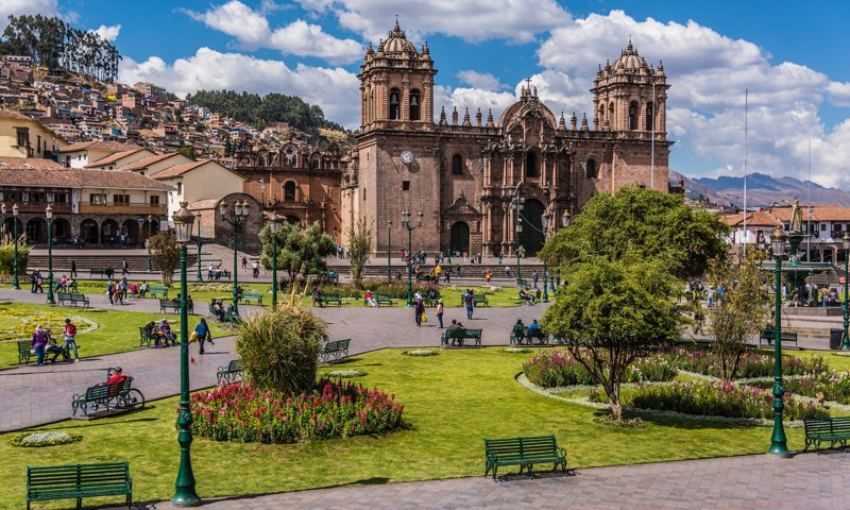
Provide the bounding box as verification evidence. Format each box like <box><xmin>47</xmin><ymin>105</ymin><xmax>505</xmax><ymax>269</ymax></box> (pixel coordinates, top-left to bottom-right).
<box><xmin>672</xmin><ymin>170</ymin><xmax>850</xmax><ymax>207</ymax></box>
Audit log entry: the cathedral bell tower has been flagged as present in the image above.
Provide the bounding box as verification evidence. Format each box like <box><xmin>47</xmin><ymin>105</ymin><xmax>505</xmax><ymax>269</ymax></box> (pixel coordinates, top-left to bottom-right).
<box><xmin>592</xmin><ymin>40</ymin><xmax>668</xmax><ymax>134</ymax></box>
<box><xmin>359</xmin><ymin>20</ymin><xmax>437</xmax><ymax>131</ymax></box>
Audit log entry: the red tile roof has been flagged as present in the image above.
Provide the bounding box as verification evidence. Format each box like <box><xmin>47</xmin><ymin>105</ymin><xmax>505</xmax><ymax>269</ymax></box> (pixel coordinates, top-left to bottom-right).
<box><xmin>723</xmin><ymin>211</ymin><xmax>782</xmax><ymax>227</ymax></box>
<box><xmin>0</xmin><ymin>109</ymin><xmax>31</xmax><ymax>121</ymax></box>
<box><xmin>152</xmin><ymin>159</ymin><xmax>242</xmax><ymax>181</ymax></box>
<box><xmin>0</xmin><ymin>157</ymin><xmax>171</xmax><ymax>190</ymax></box>
<box><xmin>767</xmin><ymin>206</ymin><xmax>850</xmax><ymax>222</ymax></box>
<box><xmin>121</xmin><ymin>152</ymin><xmax>182</xmax><ymax>171</ymax></box>
<box><xmin>86</xmin><ymin>148</ymin><xmax>148</xmax><ymax>168</ymax></box>
<box><xmin>60</xmin><ymin>140</ymin><xmax>141</xmax><ymax>153</ymax></box>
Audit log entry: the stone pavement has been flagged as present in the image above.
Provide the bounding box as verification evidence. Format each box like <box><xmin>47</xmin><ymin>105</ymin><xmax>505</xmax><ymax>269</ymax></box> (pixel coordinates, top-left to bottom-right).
<box><xmin>142</xmin><ymin>452</ymin><xmax>850</xmax><ymax>509</ymax></box>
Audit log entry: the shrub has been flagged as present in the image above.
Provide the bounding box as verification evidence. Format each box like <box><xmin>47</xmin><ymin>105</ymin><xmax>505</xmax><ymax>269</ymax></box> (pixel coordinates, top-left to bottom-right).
<box><xmin>191</xmin><ymin>380</ymin><xmax>404</xmax><ymax>443</ymax></box>
<box><xmin>523</xmin><ymin>350</ymin><xmax>677</xmax><ymax>388</ymax></box>
<box><xmin>326</xmin><ymin>369</ymin><xmax>367</xmax><ymax>378</ymax></box>
<box><xmin>0</xmin><ymin>235</ymin><xmax>29</xmax><ymax>279</ymax></box>
<box><xmin>590</xmin><ymin>381</ymin><xmax>828</xmax><ymax>421</ymax></box>
<box><xmin>10</xmin><ymin>431</ymin><xmax>82</xmax><ymax>447</ymax></box>
<box><xmin>749</xmin><ymin>371</ymin><xmax>850</xmax><ymax>405</ymax></box>
<box><xmin>236</xmin><ymin>304</ymin><xmax>325</xmax><ymax>393</ymax></box>
<box><xmin>661</xmin><ymin>348</ymin><xmax>826</xmax><ymax>379</ymax></box>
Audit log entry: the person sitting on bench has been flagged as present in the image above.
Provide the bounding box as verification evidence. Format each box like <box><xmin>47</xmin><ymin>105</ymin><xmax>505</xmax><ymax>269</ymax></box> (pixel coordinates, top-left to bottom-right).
<box><xmin>44</xmin><ymin>328</ymin><xmax>69</xmax><ymax>363</ymax></box>
<box><xmin>108</xmin><ymin>367</ymin><xmax>128</xmax><ymax>385</ymax></box>
<box><xmin>211</xmin><ymin>299</ymin><xmax>226</xmax><ymax>321</ymax></box>
<box><xmin>157</xmin><ymin>319</ymin><xmax>175</xmax><ymax>346</ymax></box>
<box><xmin>519</xmin><ymin>288</ymin><xmax>536</xmax><ymax>305</ymax></box>
<box><xmin>527</xmin><ymin>319</ymin><xmax>542</xmax><ymax>342</ymax></box>
<box><xmin>512</xmin><ymin>319</ymin><xmax>526</xmax><ymax>344</ymax></box>
<box><xmin>138</xmin><ymin>282</ymin><xmax>148</xmax><ymax>298</ymax></box>
<box><xmin>446</xmin><ymin>319</ymin><xmax>467</xmax><ymax>346</ymax></box>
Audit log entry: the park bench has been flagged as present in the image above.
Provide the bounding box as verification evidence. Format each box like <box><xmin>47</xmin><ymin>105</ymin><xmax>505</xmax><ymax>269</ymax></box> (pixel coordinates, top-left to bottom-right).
<box><xmin>224</xmin><ymin>308</ymin><xmax>242</xmax><ymax>325</ymax></box>
<box><xmin>148</xmin><ymin>284</ymin><xmax>170</xmax><ymax>299</ymax></box>
<box><xmin>475</xmin><ymin>294</ymin><xmax>490</xmax><ymax>307</ymax></box>
<box><xmin>803</xmin><ymin>417</ymin><xmax>850</xmax><ymax>453</ymax></box>
<box><xmin>138</xmin><ymin>327</ymin><xmax>158</xmax><ymax>348</ymax></box>
<box><xmin>159</xmin><ymin>299</ymin><xmax>180</xmax><ymax>314</ymax></box>
<box><xmin>484</xmin><ymin>435</ymin><xmax>568</xmax><ymax>480</ymax></box>
<box><xmin>56</xmin><ymin>291</ymin><xmax>89</xmax><ymax>308</ymax></box>
<box><xmin>71</xmin><ymin>377</ymin><xmax>145</xmax><ymax>416</ymax></box>
<box><xmin>375</xmin><ymin>294</ymin><xmax>394</xmax><ymax>307</ymax></box>
<box><xmin>759</xmin><ymin>328</ymin><xmax>799</xmax><ymax>347</ymax></box>
<box><xmin>240</xmin><ymin>290</ymin><xmax>264</xmax><ymax>305</ymax></box>
<box><xmin>320</xmin><ymin>338</ymin><xmax>351</xmax><ymax>362</ymax></box>
<box><xmin>26</xmin><ymin>462</ymin><xmax>132</xmax><ymax>510</ymax></box>
<box><xmin>17</xmin><ymin>340</ymin><xmax>34</xmax><ymax>365</ymax></box>
<box><xmin>511</xmin><ymin>325</ymin><xmax>548</xmax><ymax>345</ymax></box>
<box><xmin>441</xmin><ymin>328</ymin><xmax>483</xmax><ymax>347</ymax></box>
<box><xmin>320</xmin><ymin>292</ymin><xmax>343</xmax><ymax>307</ymax></box>
<box><xmin>89</xmin><ymin>268</ymin><xmax>106</xmax><ymax>278</ymax></box>
<box><xmin>217</xmin><ymin>359</ymin><xmax>243</xmax><ymax>384</ymax></box>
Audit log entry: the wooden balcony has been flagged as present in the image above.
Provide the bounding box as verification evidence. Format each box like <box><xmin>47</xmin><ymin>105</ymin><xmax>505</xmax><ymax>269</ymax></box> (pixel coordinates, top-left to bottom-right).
<box><xmin>78</xmin><ymin>203</ymin><xmax>167</xmax><ymax>216</ymax></box>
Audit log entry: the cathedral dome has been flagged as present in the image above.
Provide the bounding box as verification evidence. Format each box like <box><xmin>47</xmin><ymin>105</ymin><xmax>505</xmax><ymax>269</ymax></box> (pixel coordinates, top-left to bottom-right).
<box><xmin>613</xmin><ymin>40</ymin><xmax>648</xmax><ymax>72</ymax></box>
<box><xmin>381</xmin><ymin>20</ymin><xmax>417</xmax><ymax>54</ymax></box>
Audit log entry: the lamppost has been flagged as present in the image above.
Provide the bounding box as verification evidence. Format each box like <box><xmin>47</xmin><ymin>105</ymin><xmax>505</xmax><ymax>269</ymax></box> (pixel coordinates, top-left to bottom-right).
<box><xmin>387</xmin><ymin>220</ymin><xmax>392</xmax><ymax>283</ymax></box>
<box><xmin>553</xmin><ymin>211</ymin><xmax>571</xmax><ymax>294</ymax></box>
<box><xmin>147</xmin><ymin>214</ymin><xmax>153</xmax><ymax>272</ymax></box>
<box><xmin>194</xmin><ymin>214</ymin><xmax>203</xmax><ymax>282</ymax></box>
<box><xmin>11</xmin><ymin>204</ymin><xmax>19</xmax><ymax>289</ymax></box>
<box><xmin>219</xmin><ymin>200</ymin><xmax>249</xmax><ymax>313</ymax></box>
<box><xmin>170</xmin><ymin>202</ymin><xmax>200</xmax><ymax>506</ymax></box>
<box><xmin>401</xmin><ymin>210</ymin><xmax>423</xmax><ymax>306</ymax></box>
<box><xmin>769</xmin><ymin>226</ymin><xmax>789</xmax><ymax>457</ymax></box>
<box><xmin>269</xmin><ymin>215</ymin><xmax>280</xmax><ymax>308</ymax></box>
<box><xmin>542</xmin><ymin>212</ymin><xmax>550</xmax><ymax>303</ymax></box>
<box><xmin>46</xmin><ymin>205</ymin><xmax>55</xmax><ymax>305</ymax></box>
<box><xmin>842</xmin><ymin>232</ymin><xmax>850</xmax><ymax>351</ymax></box>
<box><xmin>136</xmin><ymin>217</ymin><xmax>145</xmax><ymax>248</ymax></box>
<box><xmin>512</xmin><ymin>188</ymin><xmax>525</xmax><ymax>287</ymax></box>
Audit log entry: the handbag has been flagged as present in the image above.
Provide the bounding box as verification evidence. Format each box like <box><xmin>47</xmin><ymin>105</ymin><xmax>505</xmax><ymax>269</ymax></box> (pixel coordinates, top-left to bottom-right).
<box><xmin>189</xmin><ymin>331</ymin><xmax>199</xmax><ymax>343</ymax></box>
<box><xmin>421</xmin><ymin>312</ymin><xmax>428</xmax><ymax>323</ymax></box>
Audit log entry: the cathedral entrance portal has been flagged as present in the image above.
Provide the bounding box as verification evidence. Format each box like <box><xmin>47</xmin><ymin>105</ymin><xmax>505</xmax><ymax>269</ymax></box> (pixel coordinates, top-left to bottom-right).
<box><xmin>449</xmin><ymin>221</ymin><xmax>470</xmax><ymax>256</ymax></box>
<box><xmin>518</xmin><ymin>199</ymin><xmax>545</xmax><ymax>256</ymax></box>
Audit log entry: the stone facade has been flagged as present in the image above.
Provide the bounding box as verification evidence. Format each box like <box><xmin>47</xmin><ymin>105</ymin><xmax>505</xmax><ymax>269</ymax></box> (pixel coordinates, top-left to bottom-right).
<box><xmin>341</xmin><ymin>24</ymin><xmax>672</xmax><ymax>257</ymax></box>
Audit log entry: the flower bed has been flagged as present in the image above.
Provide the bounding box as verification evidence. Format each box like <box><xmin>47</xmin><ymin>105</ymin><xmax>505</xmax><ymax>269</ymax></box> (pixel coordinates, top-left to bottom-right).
<box><xmin>589</xmin><ymin>381</ymin><xmax>829</xmax><ymax>421</ymax></box>
<box><xmin>0</xmin><ymin>307</ymin><xmax>94</xmax><ymax>341</ymax></box>
<box><xmin>192</xmin><ymin>380</ymin><xmax>405</xmax><ymax>443</ymax></box>
<box><xmin>746</xmin><ymin>371</ymin><xmax>850</xmax><ymax>405</ymax></box>
<box><xmin>523</xmin><ymin>350</ymin><xmax>677</xmax><ymax>388</ymax></box>
<box><xmin>661</xmin><ymin>348</ymin><xmax>826</xmax><ymax>379</ymax></box>
<box><xmin>10</xmin><ymin>431</ymin><xmax>82</xmax><ymax>447</ymax></box>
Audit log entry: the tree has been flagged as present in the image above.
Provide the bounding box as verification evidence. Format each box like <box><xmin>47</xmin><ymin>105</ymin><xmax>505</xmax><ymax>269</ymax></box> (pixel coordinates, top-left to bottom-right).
<box><xmin>541</xmin><ymin>257</ymin><xmax>684</xmax><ymax>420</ymax></box>
<box><xmin>147</xmin><ymin>233</ymin><xmax>179</xmax><ymax>285</ymax></box>
<box><xmin>259</xmin><ymin>221</ymin><xmax>335</xmax><ymax>282</ymax></box>
<box><xmin>348</xmin><ymin>218</ymin><xmax>372</xmax><ymax>289</ymax></box>
<box><xmin>0</xmin><ymin>232</ymin><xmax>29</xmax><ymax>279</ymax></box>
<box><xmin>540</xmin><ymin>187</ymin><xmax>729</xmax><ymax>280</ymax></box>
<box><xmin>708</xmin><ymin>254</ymin><xmax>769</xmax><ymax>381</ymax></box>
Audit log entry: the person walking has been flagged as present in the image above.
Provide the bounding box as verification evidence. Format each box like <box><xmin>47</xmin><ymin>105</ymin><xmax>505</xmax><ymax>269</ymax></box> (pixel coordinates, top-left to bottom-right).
<box><xmin>252</xmin><ymin>260</ymin><xmax>260</xmax><ymax>278</ymax></box>
<box><xmin>465</xmin><ymin>289</ymin><xmax>475</xmax><ymax>320</ymax></box>
<box><xmin>70</xmin><ymin>260</ymin><xmax>77</xmax><ymax>278</ymax></box>
<box><xmin>107</xmin><ymin>280</ymin><xmax>115</xmax><ymax>305</ymax></box>
<box><xmin>241</xmin><ymin>256</ymin><xmax>248</xmax><ymax>270</ymax></box>
<box><xmin>532</xmin><ymin>271</ymin><xmax>539</xmax><ymax>289</ymax></box>
<box><xmin>63</xmin><ymin>318</ymin><xmax>79</xmax><ymax>363</ymax></box>
<box><xmin>30</xmin><ymin>271</ymin><xmax>38</xmax><ymax>293</ymax></box>
<box><xmin>122</xmin><ymin>258</ymin><xmax>129</xmax><ymax>276</ymax></box>
<box><xmin>414</xmin><ymin>299</ymin><xmax>425</xmax><ymax>327</ymax></box>
<box><xmin>194</xmin><ymin>318</ymin><xmax>214</xmax><ymax>355</ymax></box>
<box><xmin>436</xmin><ymin>299</ymin><xmax>444</xmax><ymax>328</ymax></box>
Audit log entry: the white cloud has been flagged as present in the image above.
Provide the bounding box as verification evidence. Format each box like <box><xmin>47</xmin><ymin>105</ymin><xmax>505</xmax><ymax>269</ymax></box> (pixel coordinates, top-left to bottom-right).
<box><xmin>456</xmin><ymin>70</ymin><xmax>504</xmax><ymax>91</ymax></box>
<box><xmin>119</xmin><ymin>48</ymin><xmax>360</xmax><ymax>128</ymax></box>
<box><xmin>310</xmin><ymin>0</ymin><xmax>571</xmax><ymax>43</ymax></box>
<box><xmin>91</xmin><ymin>24</ymin><xmax>121</xmax><ymax>42</ymax></box>
<box><xmin>186</xmin><ymin>1</ymin><xmax>361</xmax><ymax>63</ymax></box>
<box><xmin>0</xmin><ymin>0</ymin><xmax>59</xmax><ymax>29</ymax></box>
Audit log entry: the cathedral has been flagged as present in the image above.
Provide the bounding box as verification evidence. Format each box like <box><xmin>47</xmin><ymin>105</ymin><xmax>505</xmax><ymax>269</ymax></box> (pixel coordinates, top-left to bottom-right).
<box><xmin>340</xmin><ymin>22</ymin><xmax>671</xmax><ymax>257</ymax></box>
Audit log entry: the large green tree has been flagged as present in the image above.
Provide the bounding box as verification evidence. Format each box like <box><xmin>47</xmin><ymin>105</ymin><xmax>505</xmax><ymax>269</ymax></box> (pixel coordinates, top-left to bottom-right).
<box><xmin>541</xmin><ymin>257</ymin><xmax>684</xmax><ymax>420</ymax></box>
<box><xmin>260</xmin><ymin>221</ymin><xmax>335</xmax><ymax>282</ymax></box>
<box><xmin>540</xmin><ymin>187</ymin><xmax>728</xmax><ymax>280</ymax></box>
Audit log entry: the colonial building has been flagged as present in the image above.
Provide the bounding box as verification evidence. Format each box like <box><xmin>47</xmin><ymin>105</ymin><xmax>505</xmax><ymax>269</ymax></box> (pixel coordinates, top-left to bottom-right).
<box><xmin>0</xmin><ymin>109</ymin><xmax>65</xmax><ymax>160</ymax></box>
<box><xmin>341</xmin><ymin>23</ymin><xmax>671</xmax><ymax>256</ymax></box>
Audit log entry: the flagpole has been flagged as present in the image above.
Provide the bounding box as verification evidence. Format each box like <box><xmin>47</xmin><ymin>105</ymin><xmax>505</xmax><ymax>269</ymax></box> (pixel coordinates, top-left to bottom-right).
<box><xmin>743</xmin><ymin>89</ymin><xmax>748</xmax><ymax>256</ymax></box>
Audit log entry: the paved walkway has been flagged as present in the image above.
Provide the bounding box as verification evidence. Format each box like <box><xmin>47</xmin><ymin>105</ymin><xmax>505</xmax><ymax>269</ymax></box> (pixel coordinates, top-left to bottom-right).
<box><xmin>141</xmin><ymin>453</ymin><xmax>850</xmax><ymax>509</ymax></box>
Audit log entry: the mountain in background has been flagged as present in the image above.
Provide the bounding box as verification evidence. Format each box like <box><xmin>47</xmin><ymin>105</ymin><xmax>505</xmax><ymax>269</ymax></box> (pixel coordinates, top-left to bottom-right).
<box><xmin>671</xmin><ymin>170</ymin><xmax>850</xmax><ymax>207</ymax></box>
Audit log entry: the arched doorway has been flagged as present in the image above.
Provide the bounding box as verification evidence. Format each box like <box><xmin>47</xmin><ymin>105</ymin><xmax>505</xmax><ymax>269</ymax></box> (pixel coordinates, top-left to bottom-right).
<box><xmin>101</xmin><ymin>219</ymin><xmax>119</xmax><ymax>245</ymax></box>
<box><xmin>26</xmin><ymin>218</ymin><xmax>47</xmax><ymax>244</ymax></box>
<box><xmin>123</xmin><ymin>219</ymin><xmax>140</xmax><ymax>246</ymax></box>
<box><xmin>518</xmin><ymin>199</ymin><xmax>545</xmax><ymax>256</ymax></box>
<box><xmin>52</xmin><ymin>218</ymin><xmax>71</xmax><ymax>242</ymax></box>
<box><xmin>80</xmin><ymin>219</ymin><xmax>98</xmax><ymax>244</ymax></box>
<box><xmin>449</xmin><ymin>221</ymin><xmax>470</xmax><ymax>256</ymax></box>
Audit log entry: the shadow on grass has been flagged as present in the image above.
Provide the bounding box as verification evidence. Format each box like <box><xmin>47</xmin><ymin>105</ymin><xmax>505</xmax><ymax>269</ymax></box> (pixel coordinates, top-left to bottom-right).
<box><xmin>590</xmin><ymin>408</ymin><xmax>762</xmax><ymax>431</ymax></box>
<box><xmin>23</xmin><ymin>416</ymin><xmax>160</xmax><ymax>432</ymax></box>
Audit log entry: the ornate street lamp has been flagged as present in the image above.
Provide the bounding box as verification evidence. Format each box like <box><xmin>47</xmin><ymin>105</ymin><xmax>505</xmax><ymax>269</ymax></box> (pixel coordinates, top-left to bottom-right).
<box><xmin>768</xmin><ymin>226</ymin><xmax>789</xmax><ymax>457</ymax></box>
<box><xmin>542</xmin><ymin>212</ymin><xmax>550</xmax><ymax>303</ymax></box>
<box><xmin>842</xmin><ymin>232</ymin><xmax>850</xmax><ymax>351</ymax></box>
<box><xmin>147</xmin><ymin>214</ymin><xmax>154</xmax><ymax>272</ymax></box>
<box><xmin>12</xmin><ymin>203</ymin><xmax>19</xmax><ymax>290</ymax></box>
<box><xmin>170</xmin><ymin>202</ymin><xmax>200</xmax><ymax>506</ymax></box>
<box><xmin>387</xmin><ymin>220</ymin><xmax>392</xmax><ymax>283</ymax></box>
<box><xmin>512</xmin><ymin>190</ymin><xmax>525</xmax><ymax>287</ymax></box>
<box><xmin>219</xmin><ymin>200</ymin><xmax>249</xmax><ymax>313</ymax></box>
<box><xmin>269</xmin><ymin>214</ymin><xmax>280</xmax><ymax>308</ymax></box>
<box><xmin>46</xmin><ymin>205</ymin><xmax>55</xmax><ymax>305</ymax></box>
<box><xmin>401</xmin><ymin>210</ymin><xmax>423</xmax><ymax>306</ymax></box>
<box><xmin>194</xmin><ymin>213</ymin><xmax>203</xmax><ymax>282</ymax></box>
<box><xmin>135</xmin><ymin>217</ymin><xmax>145</xmax><ymax>248</ymax></box>
<box><xmin>554</xmin><ymin>211</ymin><xmax>571</xmax><ymax>292</ymax></box>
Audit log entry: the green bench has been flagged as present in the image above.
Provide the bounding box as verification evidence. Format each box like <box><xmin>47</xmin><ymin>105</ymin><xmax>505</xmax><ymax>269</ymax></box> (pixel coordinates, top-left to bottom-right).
<box><xmin>17</xmin><ymin>340</ymin><xmax>34</xmax><ymax>365</ymax></box>
<box><xmin>148</xmin><ymin>284</ymin><xmax>170</xmax><ymax>299</ymax></box>
<box><xmin>217</xmin><ymin>359</ymin><xmax>243</xmax><ymax>384</ymax></box>
<box><xmin>804</xmin><ymin>417</ymin><xmax>850</xmax><ymax>453</ymax></box>
<box><xmin>139</xmin><ymin>327</ymin><xmax>157</xmax><ymax>348</ymax></box>
<box><xmin>240</xmin><ymin>290</ymin><xmax>264</xmax><ymax>305</ymax></box>
<box><xmin>320</xmin><ymin>338</ymin><xmax>351</xmax><ymax>362</ymax></box>
<box><xmin>320</xmin><ymin>292</ymin><xmax>343</xmax><ymax>306</ymax></box>
<box><xmin>159</xmin><ymin>299</ymin><xmax>180</xmax><ymax>314</ymax></box>
<box><xmin>484</xmin><ymin>435</ymin><xmax>568</xmax><ymax>480</ymax></box>
<box><xmin>375</xmin><ymin>294</ymin><xmax>394</xmax><ymax>307</ymax></box>
<box><xmin>56</xmin><ymin>291</ymin><xmax>89</xmax><ymax>308</ymax></box>
<box><xmin>441</xmin><ymin>328</ymin><xmax>483</xmax><ymax>347</ymax></box>
<box><xmin>27</xmin><ymin>462</ymin><xmax>132</xmax><ymax>510</ymax></box>
<box><xmin>71</xmin><ymin>377</ymin><xmax>145</xmax><ymax>416</ymax></box>
<box><xmin>89</xmin><ymin>268</ymin><xmax>107</xmax><ymax>278</ymax></box>
<box><xmin>759</xmin><ymin>328</ymin><xmax>798</xmax><ymax>347</ymax></box>
<box><xmin>475</xmin><ymin>294</ymin><xmax>490</xmax><ymax>307</ymax></box>
<box><xmin>510</xmin><ymin>325</ymin><xmax>548</xmax><ymax>345</ymax></box>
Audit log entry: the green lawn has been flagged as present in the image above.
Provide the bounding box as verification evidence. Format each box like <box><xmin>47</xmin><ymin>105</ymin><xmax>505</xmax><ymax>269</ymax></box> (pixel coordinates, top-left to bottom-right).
<box><xmin>0</xmin><ymin>347</ymin><xmax>822</xmax><ymax>509</ymax></box>
<box><xmin>0</xmin><ymin>303</ymin><xmax>230</xmax><ymax>369</ymax></box>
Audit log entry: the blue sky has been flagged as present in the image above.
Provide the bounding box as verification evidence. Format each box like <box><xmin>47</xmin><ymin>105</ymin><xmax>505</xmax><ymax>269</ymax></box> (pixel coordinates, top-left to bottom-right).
<box><xmin>5</xmin><ymin>1</ymin><xmax>850</xmax><ymax>188</ymax></box>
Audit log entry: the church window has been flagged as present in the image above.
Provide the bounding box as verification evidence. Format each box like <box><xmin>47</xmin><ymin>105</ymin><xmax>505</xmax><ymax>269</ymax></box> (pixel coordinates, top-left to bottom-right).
<box><xmin>402</xmin><ymin>180</ymin><xmax>410</xmax><ymax>191</ymax></box>
<box><xmin>526</xmin><ymin>151</ymin><xmax>539</xmax><ymax>178</ymax></box>
<box><xmin>628</xmin><ymin>101</ymin><xmax>638</xmax><ymax>130</ymax></box>
<box><xmin>586</xmin><ymin>158</ymin><xmax>597</xmax><ymax>179</ymax></box>
<box><xmin>284</xmin><ymin>181</ymin><xmax>297</xmax><ymax>202</ymax></box>
<box><xmin>390</xmin><ymin>89</ymin><xmax>401</xmax><ymax>120</ymax></box>
<box><xmin>646</xmin><ymin>102</ymin><xmax>654</xmax><ymax>131</ymax></box>
<box><xmin>409</xmin><ymin>89</ymin><xmax>421</xmax><ymax>121</ymax></box>
<box><xmin>452</xmin><ymin>154</ymin><xmax>463</xmax><ymax>175</ymax></box>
